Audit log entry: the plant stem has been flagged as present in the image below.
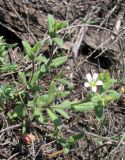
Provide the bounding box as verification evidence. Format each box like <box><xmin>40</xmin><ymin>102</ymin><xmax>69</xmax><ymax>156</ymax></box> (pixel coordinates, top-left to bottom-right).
<box><xmin>46</xmin><ymin>41</ymin><xmax>54</xmax><ymax>67</ymax></box>
<box><xmin>30</xmin><ymin>59</ymin><xmax>35</xmax><ymax>82</ymax></box>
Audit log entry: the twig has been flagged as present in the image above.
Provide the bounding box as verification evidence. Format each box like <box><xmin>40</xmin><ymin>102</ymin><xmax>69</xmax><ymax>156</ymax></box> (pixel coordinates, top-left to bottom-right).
<box><xmin>85</xmin><ymin>130</ymin><xmax>124</xmax><ymax>144</ymax></box>
<box><xmin>31</xmin><ymin>138</ymin><xmax>36</xmax><ymax>160</ymax></box>
<box><xmin>89</xmin><ymin>142</ymin><xmax>111</xmax><ymax>153</ymax></box>
<box><xmin>58</xmin><ymin>24</ymin><xmax>116</xmax><ymax>36</ymax></box>
<box><xmin>35</xmin><ymin>141</ymin><xmax>55</xmax><ymax>157</ymax></box>
<box><xmin>6</xmin><ymin>0</ymin><xmax>37</xmax><ymax>42</ymax></box>
<box><xmin>109</xmin><ymin>132</ymin><xmax>125</xmax><ymax>156</ymax></box>
<box><xmin>0</xmin><ymin>124</ymin><xmax>21</xmax><ymax>133</ymax></box>
<box><xmin>42</xmin><ymin>23</ymin><xmax>117</xmax><ymax>46</ymax></box>
<box><xmin>86</xmin><ymin>37</ymin><xmax>111</xmax><ymax>59</ymax></box>
<box><xmin>72</xmin><ymin>6</ymin><xmax>101</xmax><ymax>58</ymax></box>
<box><xmin>8</xmin><ymin>153</ymin><xmax>19</xmax><ymax>160</ymax></box>
<box><xmin>0</xmin><ymin>153</ymin><xmax>8</xmax><ymax>159</ymax></box>
<box><xmin>72</xmin><ymin>21</ymin><xmax>88</xmax><ymax>58</ymax></box>
<box><xmin>71</xmin><ymin>128</ymin><xmax>125</xmax><ymax>145</ymax></box>
<box><xmin>98</xmin><ymin>2</ymin><xmax>119</xmax><ymax>31</ymax></box>
<box><xmin>111</xmin><ymin>3</ymin><xmax>124</xmax><ymax>39</ymax></box>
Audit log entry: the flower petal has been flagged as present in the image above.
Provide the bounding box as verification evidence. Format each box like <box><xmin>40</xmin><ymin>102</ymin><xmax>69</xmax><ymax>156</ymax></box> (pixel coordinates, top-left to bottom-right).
<box><xmin>92</xmin><ymin>86</ymin><xmax>97</xmax><ymax>92</ymax></box>
<box><xmin>93</xmin><ymin>73</ymin><xmax>98</xmax><ymax>81</ymax></box>
<box><xmin>96</xmin><ymin>80</ymin><xmax>103</xmax><ymax>86</ymax></box>
<box><xmin>84</xmin><ymin>82</ymin><xmax>90</xmax><ymax>88</ymax></box>
<box><xmin>86</xmin><ymin>73</ymin><xmax>92</xmax><ymax>82</ymax></box>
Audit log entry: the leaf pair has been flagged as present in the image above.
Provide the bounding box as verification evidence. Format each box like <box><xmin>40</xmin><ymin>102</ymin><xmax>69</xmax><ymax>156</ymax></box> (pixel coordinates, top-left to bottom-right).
<box><xmin>22</xmin><ymin>41</ymin><xmax>42</xmax><ymax>60</ymax></box>
<box><xmin>48</xmin><ymin>14</ymin><xmax>68</xmax><ymax>38</ymax></box>
<box><xmin>49</xmin><ymin>56</ymin><xmax>67</xmax><ymax>68</ymax></box>
<box><xmin>48</xmin><ymin>14</ymin><xmax>68</xmax><ymax>47</ymax></box>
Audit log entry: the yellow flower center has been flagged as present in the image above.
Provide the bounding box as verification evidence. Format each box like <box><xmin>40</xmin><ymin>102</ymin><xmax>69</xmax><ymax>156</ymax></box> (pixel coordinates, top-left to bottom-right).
<box><xmin>90</xmin><ymin>81</ymin><xmax>96</xmax><ymax>86</ymax></box>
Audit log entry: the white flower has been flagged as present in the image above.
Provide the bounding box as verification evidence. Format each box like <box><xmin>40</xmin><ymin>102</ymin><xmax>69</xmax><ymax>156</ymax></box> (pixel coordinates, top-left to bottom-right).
<box><xmin>84</xmin><ymin>73</ymin><xmax>103</xmax><ymax>92</ymax></box>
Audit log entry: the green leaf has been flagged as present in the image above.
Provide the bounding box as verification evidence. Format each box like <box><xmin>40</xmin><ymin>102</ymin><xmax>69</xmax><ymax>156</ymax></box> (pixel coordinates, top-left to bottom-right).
<box><xmin>67</xmin><ymin>137</ymin><xmax>74</xmax><ymax>144</ymax></box>
<box><xmin>99</xmin><ymin>71</ymin><xmax>117</xmax><ymax>91</ymax></box>
<box><xmin>47</xmin><ymin>81</ymin><xmax>57</xmax><ymax>104</ymax></box>
<box><xmin>64</xmin><ymin>143</ymin><xmax>70</xmax><ymax>155</ymax></box>
<box><xmin>103</xmin><ymin>80</ymin><xmax>117</xmax><ymax>91</ymax></box>
<box><xmin>63</xmin><ymin>133</ymin><xmax>83</xmax><ymax>154</ymax></box>
<box><xmin>59</xmin><ymin>100</ymin><xmax>71</xmax><ymax>109</ymax></box>
<box><xmin>102</xmin><ymin>90</ymin><xmax>120</xmax><ymax>105</ymax></box>
<box><xmin>0</xmin><ymin>36</ymin><xmax>4</xmax><ymax>41</ymax></box>
<box><xmin>33</xmin><ymin>108</ymin><xmax>44</xmax><ymax>124</ymax></box>
<box><xmin>52</xmin><ymin>100</ymin><xmax>71</xmax><ymax>109</ymax></box>
<box><xmin>70</xmin><ymin>133</ymin><xmax>84</xmax><ymax>142</ymax></box>
<box><xmin>27</xmin><ymin>82</ymin><xmax>43</xmax><ymax>91</ymax></box>
<box><xmin>48</xmin><ymin>14</ymin><xmax>55</xmax><ymax>37</ymax></box>
<box><xmin>54</xmin><ymin>21</ymin><xmax>68</xmax><ymax>30</ymax></box>
<box><xmin>52</xmin><ymin>37</ymin><xmax>64</xmax><ymax>47</ymax></box>
<box><xmin>12</xmin><ymin>105</ymin><xmax>25</xmax><ymax>118</ymax></box>
<box><xmin>28</xmin><ymin>94</ymin><xmax>49</xmax><ymax>108</ymax></box>
<box><xmin>53</xmin><ymin>108</ymin><xmax>69</xmax><ymax>119</ymax></box>
<box><xmin>22</xmin><ymin>121</ymin><xmax>27</xmax><ymax>135</ymax></box>
<box><xmin>31</xmin><ymin>41</ymin><xmax>41</xmax><ymax>55</ymax></box>
<box><xmin>40</xmin><ymin>64</ymin><xmax>47</xmax><ymax>73</ymax></box>
<box><xmin>47</xmin><ymin>109</ymin><xmax>62</xmax><ymax>130</ymax></box>
<box><xmin>18</xmin><ymin>71</ymin><xmax>27</xmax><ymax>86</ymax></box>
<box><xmin>57</xmin><ymin>79</ymin><xmax>74</xmax><ymax>89</ymax></box>
<box><xmin>72</xmin><ymin>102</ymin><xmax>95</xmax><ymax>112</ymax></box>
<box><xmin>31</xmin><ymin>70</ymin><xmax>41</xmax><ymax>85</ymax></box>
<box><xmin>38</xmin><ymin>95</ymin><xmax>49</xmax><ymax>106</ymax></box>
<box><xmin>0</xmin><ymin>63</ymin><xmax>18</xmax><ymax>73</ymax></box>
<box><xmin>49</xmin><ymin>56</ymin><xmax>67</xmax><ymax>68</ymax></box>
<box><xmin>95</xmin><ymin>104</ymin><xmax>104</xmax><ymax>121</ymax></box>
<box><xmin>35</xmin><ymin>55</ymin><xmax>48</xmax><ymax>64</ymax></box>
<box><xmin>27</xmin><ymin>100</ymin><xmax>34</xmax><ymax>108</ymax></box>
<box><xmin>99</xmin><ymin>70</ymin><xmax>110</xmax><ymax>82</ymax></box>
<box><xmin>91</xmin><ymin>95</ymin><xmax>101</xmax><ymax>106</ymax></box>
<box><xmin>22</xmin><ymin>41</ymin><xmax>33</xmax><ymax>60</ymax></box>
<box><xmin>59</xmin><ymin>91</ymin><xmax>70</xmax><ymax>98</ymax></box>
<box><xmin>57</xmin><ymin>138</ymin><xmax>66</xmax><ymax>147</ymax></box>
<box><xmin>108</xmin><ymin>90</ymin><xmax>120</xmax><ymax>99</ymax></box>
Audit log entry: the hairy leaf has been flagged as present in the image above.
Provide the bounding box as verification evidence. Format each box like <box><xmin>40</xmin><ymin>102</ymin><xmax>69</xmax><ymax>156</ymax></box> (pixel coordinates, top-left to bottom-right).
<box><xmin>33</xmin><ymin>108</ymin><xmax>44</xmax><ymax>124</ymax></box>
<box><xmin>47</xmin><ymin>109</ymin><xmax>62</xmax><ymax>130</ymax></box>
<box><xmin>18</xmin><ymin>71</ymin><xmax>27</xmax><ymax>86</ymax></box>
<box><xmin>73</xmin><ymin>102</ymin><xmax>94</xmax><ymax>112</ymax></box>
<box><xmin>50</xmin><ymin>56</ymin><xmax>67</xmax><ymax>68</ymax></box>
<box><xmin>53</xmin><ymin>108</ymin><xmax>69</xmax><ymax>119</ymax></box>
<box><xmin>52</xmin><ymin>37</ymin><xmax>64</xmax><ymax>47</ymax></box>
<box><xmin>48</xmin><ymin>14</ymin><xmax>55</xmax><ymax>37</ymax></box>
